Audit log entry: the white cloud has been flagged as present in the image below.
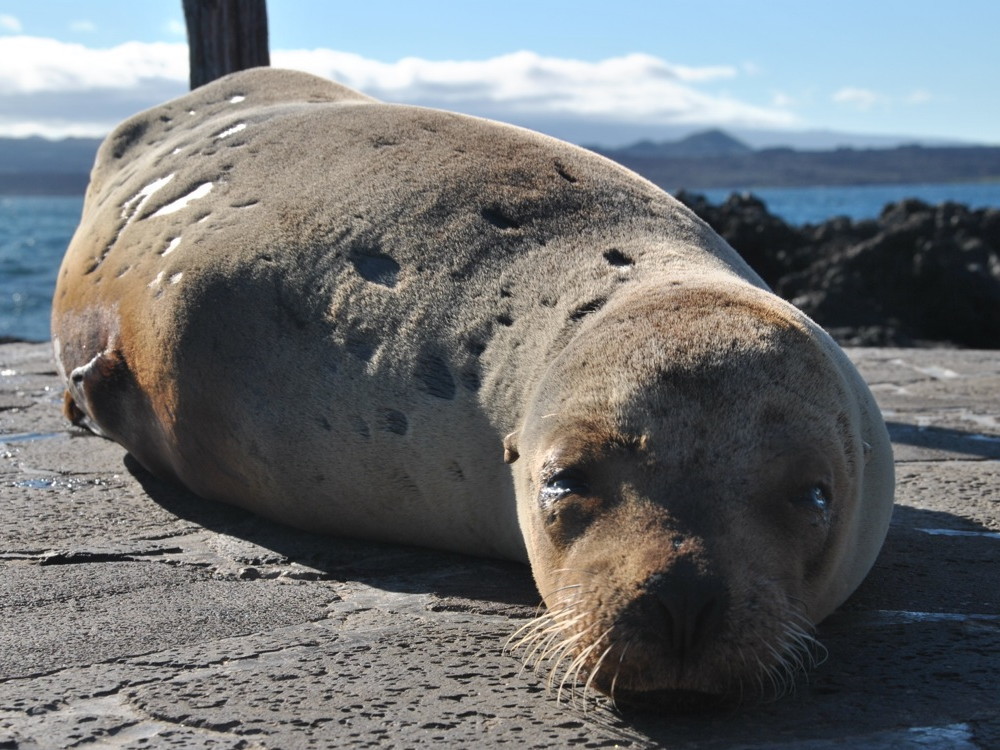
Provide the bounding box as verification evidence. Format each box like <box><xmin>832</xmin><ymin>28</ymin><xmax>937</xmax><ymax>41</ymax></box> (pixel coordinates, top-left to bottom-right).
<box><xmin>0</xmin><ymin>37</ymin><xmax>798</xmax><ymax>139</ymax></box>
<box><xmin>0</xmin><ymin>36</ymin><xmax>188</xmax><ymax>137</ymax></box>
<box><xmin>832</xmin><ymin>86</ymin><xmax>881</xmax><ymax>110</ymax></box>
<box><xmin>70</xmin><ymin>20</ymin><xmax>97</xmax><ymax>33</ymax></box>
<box><xmin>166</xmin><ymin>20</ymin><xmax>186</xmax><ymax>36</ymax></box>
<box><xmin>0</xmin><ymin>14</ymin><xmax>23</xmax><ymax>33</ymax></box>
<box><xmin>0</xmin><ymin>117</ymin><xmax>111</xmax><ymax>138</ymax></box>
<box><xmin>906</xmin><ymin>89</ymin><xmax>932</xmax><ymax>105</ymax></box>
<box><xmin>273</xmin><ymin>49</ymin><xmax>791</xmax><ymax>128</ymax></box>
<box><xmin>0</xmin><ymin>37</ymin><xmax>187</xmax><ymax>94</ymax></box>
<box><xmin>771</xmin><ymin>91</ymin><xmax>794</xmax><ymax>108</ymax></box>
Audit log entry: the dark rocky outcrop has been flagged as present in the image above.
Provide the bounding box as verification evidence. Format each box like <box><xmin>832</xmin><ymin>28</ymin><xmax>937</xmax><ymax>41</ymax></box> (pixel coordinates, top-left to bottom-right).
<box><xmin>675</xmin><ymin>191</ymin><xmax>1000</xmax><ymax>348</ymax></box>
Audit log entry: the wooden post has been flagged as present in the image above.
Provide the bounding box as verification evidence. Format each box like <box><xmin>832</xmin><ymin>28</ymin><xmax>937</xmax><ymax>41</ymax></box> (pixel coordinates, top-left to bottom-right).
<box><xmin>183</xmin><ymin>0</ymin><xmax>270</xmax><ymax>90</ymax></box>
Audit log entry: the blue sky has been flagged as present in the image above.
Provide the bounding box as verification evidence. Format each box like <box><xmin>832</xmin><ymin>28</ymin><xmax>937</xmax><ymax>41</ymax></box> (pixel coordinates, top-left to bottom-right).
<box><xmin>0</xmin><ymin>0</ymin><xmax>996</xmax><ymax>146</ymax></box>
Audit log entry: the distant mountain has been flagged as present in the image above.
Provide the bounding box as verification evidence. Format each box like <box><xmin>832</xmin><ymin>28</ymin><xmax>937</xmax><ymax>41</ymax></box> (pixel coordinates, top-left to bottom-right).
<box><xmin>595</xmin><ymin>135</ymin><xmax>1000</xmax><ymax>189</ymax></box>
<box><xmin>0</xmin><ymin>136</ymin><xmax>100</xmax><ymax>195</ymax></box>
<box><xmin>3</xmin><ymin>132</ymin><xmax>1000</xmax><ymax>195</ymax></box>
<box><xmin>474</xmin><ymin>109</ymin><xmax>979</xmax><ymax>151</ymax></box>
<box><xmin>715</xmin><ymin>127</ymin><xmax>974</xmax><ymax>151</ymax></box>
<box><xmin>0</xmin><ymin>136</ymin><xmax>100</xmax><ymax>174</ymax></box>
<box><xmin>598</xmin><ymin>129</ymin><xmax>754</xmax><ymax>159</ymax></box>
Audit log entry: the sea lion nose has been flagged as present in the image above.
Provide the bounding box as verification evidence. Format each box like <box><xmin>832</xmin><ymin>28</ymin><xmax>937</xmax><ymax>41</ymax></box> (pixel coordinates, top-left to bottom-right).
<box><xmin>651</xmin><ymin>568</ymin><xmax>728</xmax><ymax>661</ymax></box>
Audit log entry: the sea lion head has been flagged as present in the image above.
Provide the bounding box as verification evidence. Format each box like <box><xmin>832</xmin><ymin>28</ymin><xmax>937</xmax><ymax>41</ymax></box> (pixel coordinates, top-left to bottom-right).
<box><xmin>504</xmin><ymin>280</ymin><xmax>883</xmax><ymax>708</ymax></box>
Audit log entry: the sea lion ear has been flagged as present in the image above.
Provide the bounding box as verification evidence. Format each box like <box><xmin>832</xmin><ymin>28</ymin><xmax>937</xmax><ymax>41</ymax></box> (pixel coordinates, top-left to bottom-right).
<box><xmin>862</xmin><ymin>440</ymin><xmax>873</xmax><ymax>465</ymax></box>
<box><xmin>503</xmin><ymin>431</ymin><xmax>520</xmax><ymax>464</ymax></box>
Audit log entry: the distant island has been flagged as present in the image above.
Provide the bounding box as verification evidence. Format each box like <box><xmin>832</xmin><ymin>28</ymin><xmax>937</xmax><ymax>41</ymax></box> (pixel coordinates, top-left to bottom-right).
<box><xmin>0</xmin><ymin>136</ymin><xmax>99</xmax><ymax>195</ymax></box>
<box><xmin>3</xmin><ymin>130</ymin><xmax>1000</xmax><ymax>195</ymax></box>
<box><xmin>591</xmin><ymin>130</ymin><xmax>1000</xmax><ymax>189</ymax></box>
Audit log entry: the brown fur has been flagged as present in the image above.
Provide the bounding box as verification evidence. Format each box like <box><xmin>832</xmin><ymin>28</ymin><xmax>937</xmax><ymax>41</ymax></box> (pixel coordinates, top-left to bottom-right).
<box><xmin>52</xmin><ymin>68</ymin><xmax>894</xmax><ymax>705</ymax></box>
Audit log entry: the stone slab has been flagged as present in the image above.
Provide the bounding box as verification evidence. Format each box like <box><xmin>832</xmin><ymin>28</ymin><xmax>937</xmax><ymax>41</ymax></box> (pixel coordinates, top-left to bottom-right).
<box><xmin>1</xmin><ymin>342</ymin><xmax>998</xmax><ymax>749</ymax></box>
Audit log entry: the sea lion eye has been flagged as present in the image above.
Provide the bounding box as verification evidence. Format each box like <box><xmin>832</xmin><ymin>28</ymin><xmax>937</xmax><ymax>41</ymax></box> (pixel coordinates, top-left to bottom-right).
<box><xmin>794</xmin><ymin>485</ymin><xmax>831</xmax><ymax>515</ymax></box>
<box><xmin>540</xmin><ymin>469</ymin><xmax>589</xmax><ymax>505</ymax></box>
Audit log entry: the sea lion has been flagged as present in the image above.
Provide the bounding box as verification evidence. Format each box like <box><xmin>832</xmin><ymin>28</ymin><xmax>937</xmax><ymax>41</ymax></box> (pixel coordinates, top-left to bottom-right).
<box><xmin>52</xmin><ymin>67</ymin><xmax>894</xmax><ymax>706</ymax></box>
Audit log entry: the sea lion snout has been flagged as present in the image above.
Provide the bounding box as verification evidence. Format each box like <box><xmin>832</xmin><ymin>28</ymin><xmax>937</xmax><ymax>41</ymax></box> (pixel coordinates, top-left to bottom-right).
<box><xmin>515</xmin><ymin>506</ymin><xmax>820</xmax><ymax>703</ymax></box>
<box><xmin>644</xmin><ymin>563</ymin><xmax>730</xmax><ymax>664</ymax></box>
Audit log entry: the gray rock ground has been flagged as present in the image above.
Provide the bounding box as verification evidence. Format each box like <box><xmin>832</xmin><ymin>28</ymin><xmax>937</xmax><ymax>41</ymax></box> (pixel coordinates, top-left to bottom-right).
<box><xmin>0</xmin><ymin>342</ymin><xmax>997</xmax><ymax>749</ymax></box>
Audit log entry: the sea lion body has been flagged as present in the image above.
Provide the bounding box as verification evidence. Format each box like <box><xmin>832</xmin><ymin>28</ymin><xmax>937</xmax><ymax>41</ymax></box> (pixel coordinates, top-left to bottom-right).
<box><xmin>53</xmin><ymin>68</ymin><xmax>894</xmax><ymax>703</ymax></box>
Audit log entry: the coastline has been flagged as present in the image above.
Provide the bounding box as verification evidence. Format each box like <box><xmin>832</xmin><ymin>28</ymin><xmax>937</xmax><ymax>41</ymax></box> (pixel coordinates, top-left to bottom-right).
<box><xmin>3</xmin><ymin>186</ymin><xmax>999</xmax><ymax>348</ymax></box>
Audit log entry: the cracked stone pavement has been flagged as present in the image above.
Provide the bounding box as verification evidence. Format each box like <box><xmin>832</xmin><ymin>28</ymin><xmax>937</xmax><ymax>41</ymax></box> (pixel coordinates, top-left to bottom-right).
<box><xmin>1</xmin><ymin>342</ymin><xmax>998</xmax><ymax>749</ymax></box>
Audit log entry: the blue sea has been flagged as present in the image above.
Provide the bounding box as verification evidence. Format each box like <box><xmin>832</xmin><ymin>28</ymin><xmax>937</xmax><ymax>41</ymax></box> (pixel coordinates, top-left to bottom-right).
<box><xmin>3</xmin><ymin>182</ymin><xmax>1000</xmax><ymax>342</ymax></box>
<box><xmin>1</xmin><ymin>196</ymin><xmax>83</xmax><ymax>343</ymax></box>
<box><xmin>697</xmin><ymin>182</ymin><xmax>1000</xmax><ymax>226</ymax></box>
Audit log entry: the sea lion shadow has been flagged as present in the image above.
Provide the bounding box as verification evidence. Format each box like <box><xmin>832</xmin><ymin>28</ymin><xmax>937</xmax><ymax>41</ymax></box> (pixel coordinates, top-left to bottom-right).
<box><xmin>886</xmin><ymin>420</ymin><xmax>1000</xmax><ymax>459</ymax></box>
<box><xmin>123</xmin><ymin>453</ymin><xmax>539</xmax><ymax>610</ymax></box>
<box><xmin>836</xmin><ymin>502</ymin><xmax>1000</xmax><ymax>616</ymax></box>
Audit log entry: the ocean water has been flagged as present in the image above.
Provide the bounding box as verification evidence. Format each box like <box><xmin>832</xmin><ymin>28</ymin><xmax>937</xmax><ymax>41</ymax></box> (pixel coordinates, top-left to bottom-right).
<box><xmin>2</xmin><ymin>182</ymin><xmax>999</xmax><ymax>342</ymax></box>
<box><xmin>699</xmin><ymin>181</ymin><xmax>1000</xmax><ymax>226</ymax></box>
<box><xmin>0</xmin><ymin>196</ymin><xmax>83</xmax><ymax>343</ymax></box>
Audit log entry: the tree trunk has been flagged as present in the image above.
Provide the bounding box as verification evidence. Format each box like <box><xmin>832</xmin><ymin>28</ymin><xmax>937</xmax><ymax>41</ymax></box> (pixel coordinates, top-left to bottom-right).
<box><xmin>183</xmin><ymin>0</ymin><xmax>270</xmax><ymax>90</ymax></box>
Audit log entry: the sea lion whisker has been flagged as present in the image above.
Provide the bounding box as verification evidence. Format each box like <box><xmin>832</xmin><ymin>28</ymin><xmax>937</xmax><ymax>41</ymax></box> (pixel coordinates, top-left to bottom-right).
<box><xmin>557</xmin><ymin>642</ymin><xmax>594</xmax><ymax>705</ymax></box>
<box><xmin>542</xmin><ymin>582</ymin><xmax>585</xmax><ymax>600</ymax></box>
<box><xmin>570</xmin><ymin>652</ymin><xmax>602</xmax><ymax>712</ymax></box>
<box><xmin>505</xmin><ymin>598</ymin><xmax>579</xmax><ymax>650</ymax></box>
<box><xmin>519</xmin><ymin>606</ymin><xmax>585</xmax><ymax>645</ymax></box>
<box><xmin>565</xmin><ymin>625</ymin><xmax>614</xmax><ymax>691</ymax></box>
<box><xmin>546</xmin><ymin>599</ymin><xmax>585</xmax><ymax>624</ymax></box>
<box><xmin>511</xmin><ymin>631</ymin><xmax>555</xmax><ymax>672</ymax></box>
<box><xmin>520</xmin><ymin>632</ymin><xmax>564</xmax><ymax>676</ymax></box>
<box><xmin>531</xmin><ymin>638</ymin><xmax>565</xmax><ymax>673</ymax></box>
<box><xmin>761</xmin><ymin>645</ymin><xmax>796</xmax><ymax>701</ymax></box>
<box><xmin>532</xmin><ymin>615</ymin><xmax>587</xmax><ymax>647</ymax></box>
<box><xmin>558</xmin><ymin>628</ymin><xmax>612</xmax><ymax>706</ymax></box>
<box><xmin>754</xmin><ymin>653</ymin><xmax>778</xmax><ymax>701</ymax></box>
<box><xmin>544</xmin><ymin>622</ymin><xmax>602</xmax><ymax>693</ymax></box>
<box><xmin>505</xmin><ymin>594</ymin><xmax>582</xmax><ymax>653</ymax></box>
<box><xmin>526</xmin><ymin>624</ymin><xmax>582</xmax><ymax>672</ymax></box>
<box><xmin>732</xmin><ymin>647</ymin><xmax>748</xmax><ymax>705</ymax></box>
<box><xmin>508</xmin><ymin>612</ymin><xmax>585</xmax><ymax>676</ymax></box>
<box><xmin>781</xmin><ymin>610</ymin><xmax>829</xmax><ymax>669</ymax></box>
<box><xmin>780</xmin><ymin>618</ymin><xmax>828</xmax><ymax>675</ymax></box>
<box><xmin>520</xmin><ymin>623</ymin><xmax>568</xmax><ymax>668</ymax></box>
<box><xmin>784</xmin><ymin>607</ymin><xmax>820</xmax><ymax>635</ymax></box>
<box><xmin>583</xmin><ymin>641</ymin><xmax>617</xmax><ymax>708</ymax></box>
<box><xmin>776</xmin><ymin>632</ymin><xmax>807</xmax><ymax>674</ymax></box>
<box><xmin>539</xmin><ymin>591</ymin><xmax>584</xmax><ymax>620</ymax></box>
<box><xmin>564</xmin><ymin>625</ymin><xmax>615</xmax><ymax>711</ymax></box>
<box><xmin>538</xmin><ymin>625</ymin><xmax>596</xmax><ymax>662</ymax></box>
<box><xmin>763</xmin><ymin>641</ymin><xmax>793</xmax><ymax>681</ymax></box>
<box><xmin>809</xmin><ymin>638</ymin><xmax>830</xmax><ymax>668</ymax></box>
<box><xmin>505</xmin><ymin>614</ymin><xmax>550</xmax><ymax>650</ymax></box>
<box><xmin>505</xmin><ymin>612</ymin><xmax>557</xmax><ymax>651</ymax></box>
<box><xmin>608</xmin><ymin>639</ymin><xmax>633</xmax><ymax>712</ymax></box>
<box><xmin>549</xmin><ymin>640</ymin><xmax>589</xmax><ymax>697</ymax></box>
<box><xmin>538</xmin><ymin>623</ymin><xmax>594</xmax><ymax>671</ymax></box>
<box><xmin>785</xmin><ymin>630</ymin><xmax>819</xmax><ymax>671</ymax></box>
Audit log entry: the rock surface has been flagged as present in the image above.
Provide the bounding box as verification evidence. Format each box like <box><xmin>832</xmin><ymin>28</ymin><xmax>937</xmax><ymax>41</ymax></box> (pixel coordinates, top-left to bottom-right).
<box><xmin>676</xmin><ymin>192</ymin><xmax>1000</xmax><ymax>349</ymax></box>
<box><xmin>2</xmin><ymin>341</ymin><xmax>999</xmax><ymax>749</ymax></box>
